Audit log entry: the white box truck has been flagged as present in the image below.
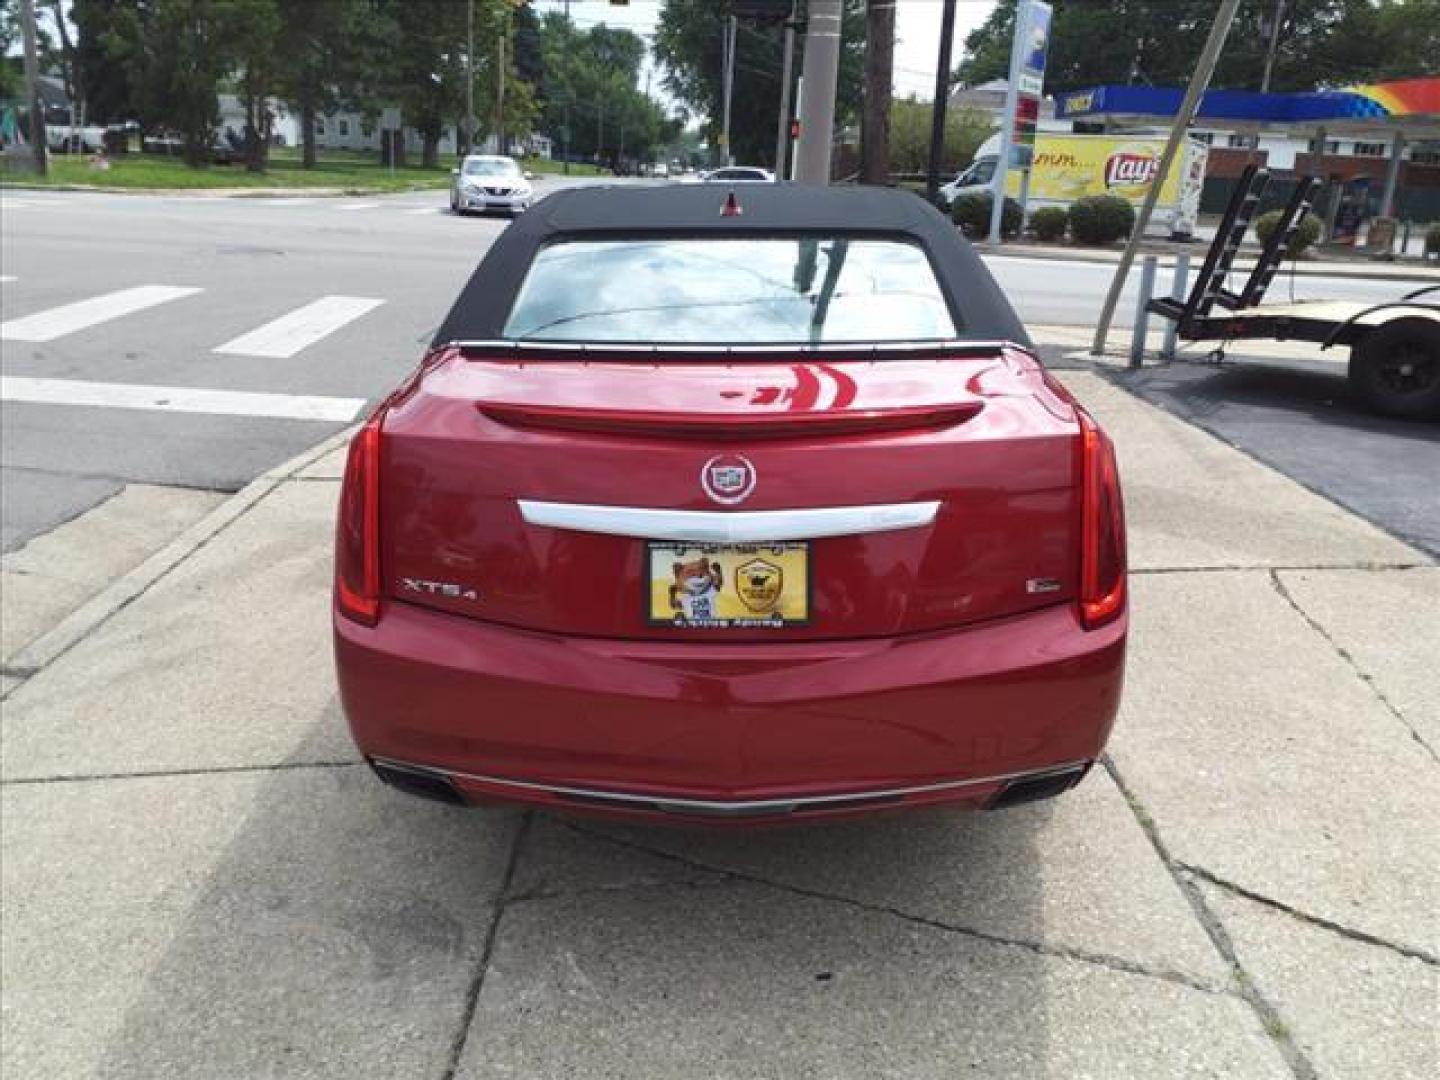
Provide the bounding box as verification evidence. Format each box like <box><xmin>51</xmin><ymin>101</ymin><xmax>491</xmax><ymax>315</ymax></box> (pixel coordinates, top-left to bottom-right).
<box><xmin>939</xmin><ymin>132</ymin><xmax>1210</xmax><ymax>238</ymax></box>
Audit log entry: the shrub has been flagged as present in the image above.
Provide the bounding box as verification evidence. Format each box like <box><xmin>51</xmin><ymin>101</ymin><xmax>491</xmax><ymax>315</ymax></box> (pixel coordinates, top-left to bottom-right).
<box><xmin>950</xmin><ymin>191</ymin><xmax>1022</xmax><ymax>239</ymax></box>
<box><xmin>1424</xmin><ymin>222</ymin><xmax>1440</xmax><ymax>257</ymax></box>
<box><xmin>1067</xmin><ymin>195</ymin><xmax>1136</xmax><ymax>245</ymax></box>
<box><xmin>1030</xmin><ymin>206</ymin><xmax>1068</xmax><ymax>242</ymax></box>
<box><xmin>1254</xmin><ymin>210</ymin><xmax>1322</xmax><ymax>256</ymax></box>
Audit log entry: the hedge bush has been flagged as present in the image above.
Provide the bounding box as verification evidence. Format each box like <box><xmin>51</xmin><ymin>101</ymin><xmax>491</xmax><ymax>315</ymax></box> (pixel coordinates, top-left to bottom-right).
<box><xmin>1253</xmin><ymin>210</ymin><xmax>1322</xmax><ymax>256</ymax></box>
<box><xmin>1067</xmin><ymin>195</ymin><xmax>1135</xmax><ymax>245</ymax></box>
<box><xmin>1029</xmin><ymin>206</ymin><xmax>1068</xmax><ymax>242</ymax></box>
<box><xmin>950</xmin><ymin>191</ymin><xmax>1022</xmax><ymax>239</ymax></box>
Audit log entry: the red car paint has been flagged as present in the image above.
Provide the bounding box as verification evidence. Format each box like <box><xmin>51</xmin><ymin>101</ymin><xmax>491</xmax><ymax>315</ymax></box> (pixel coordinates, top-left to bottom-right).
<box><xmin>334</xmin><ymin>344</ymin><xmax>1127</xmax><ymax>823</ymax></box>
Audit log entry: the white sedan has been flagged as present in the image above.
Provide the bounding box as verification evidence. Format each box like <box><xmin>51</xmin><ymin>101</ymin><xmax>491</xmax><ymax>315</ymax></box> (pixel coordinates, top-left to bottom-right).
<box><xmin>451</xmin><ymin>155</ymin><xmax>535</xmax><ymax>215</ymax></box>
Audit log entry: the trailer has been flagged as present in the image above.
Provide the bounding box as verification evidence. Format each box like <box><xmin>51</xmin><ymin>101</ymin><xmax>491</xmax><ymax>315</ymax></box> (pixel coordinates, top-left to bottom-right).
<box><xmin>1147</xmin><ymin>165</ymin><xmax>1440</xmax><ymax>421</ymax></box>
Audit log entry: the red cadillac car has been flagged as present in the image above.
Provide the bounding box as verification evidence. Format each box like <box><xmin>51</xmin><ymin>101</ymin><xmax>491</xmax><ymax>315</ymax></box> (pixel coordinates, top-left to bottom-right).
<box><xmin>334</xmin><ymin>183</ymin><xmax>1127</xmax><ymax>824</ymax></box>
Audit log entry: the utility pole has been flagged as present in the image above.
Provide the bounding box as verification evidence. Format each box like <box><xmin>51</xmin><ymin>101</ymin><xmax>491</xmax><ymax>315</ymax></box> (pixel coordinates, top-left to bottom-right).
<box><xmin>773</xmin><ymin>4</ymin><xmax>797</xmax><ymax>177</ymax></box>
<box><xmin>1260</xmin><ymin>0</ymin><xmax>1284</xmax><ymax>93</ymax></box>
<box><xmin>20</xmin><ymin>0</ymin><xmax>46</xmax><ymax>176</ymax></box>
<box><xmin>494</xmin><ymin>14</ymin><xmax>506</xmax><ymax>155</ymax></box>
<box><xmin>861</xmin><ymin>1</ymin><xmax>894</xmax><ymax>185</ymax></box>
<box><xmin>465</xmin><ymin>0</ymin><xmax>475</xmax><ymax>156</ymax></box>
<box><xmin>924</xmin><ymin>0</ymin><xmax>957</xmax><ymax>203</ymax></box>
<box><xmin>794</xmin><ymin>0</ymin><xmax>842</xmax><ymax>184</ymax></box>
<box><xmin>597</xmin><ymin>93</ymin><xmax>604</xmax><ymax>164</ymax></box>
<box><xmin>720</xmin><ymin>15</ymin><xmax>737</xmax><ymax>167</ymax></box>
<box><xmin>1091</xmin><ymin>0</ymin><xmax>1242</xmax><ymax>355</ymax></box>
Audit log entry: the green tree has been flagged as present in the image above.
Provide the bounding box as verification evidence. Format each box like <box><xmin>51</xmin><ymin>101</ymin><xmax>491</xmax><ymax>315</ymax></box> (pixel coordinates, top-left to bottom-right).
<box><xmin>888</xmin><ymin>98</ymin><xmax>992</xmax><ymax>175</ymax></box>
<box><xmin>71</xmin><ymin>0</ymin><xmax>135</xmax><ymax>123</ymax></box>
<box><xmin>655</xmin><ymin>0</ymin><xmax>866</xmax><ymax>168</ymax></box>
<box><xmin>536</xmin><ymin>11</ymin><xmax>672</xmax><ymax>167</ymax></box>
<box><xmin>274</xmin><ymin>0</ymin><xmax>375</xmax><ymax>169</ymax></box>
<box><xmin>109</xmin><ymin>0</ymin><xmax>234</xmax><ymax>166</ymax></box>
<box><xmin>954</xmin><ymin>0</ymin><xmax>1430</xmax><ymax>95</ymax></box>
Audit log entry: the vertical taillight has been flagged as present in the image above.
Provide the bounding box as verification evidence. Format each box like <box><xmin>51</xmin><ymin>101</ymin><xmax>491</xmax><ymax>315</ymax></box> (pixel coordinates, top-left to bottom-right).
<box><xmin>335</xmin><ymin>412</ymin><xmax>383</xmax><ymax>626</ymax></box>
<box><xmin>1078</xmin><ymin>410</ymin><xmax>1126</xmax><ymax>630</ymax></box>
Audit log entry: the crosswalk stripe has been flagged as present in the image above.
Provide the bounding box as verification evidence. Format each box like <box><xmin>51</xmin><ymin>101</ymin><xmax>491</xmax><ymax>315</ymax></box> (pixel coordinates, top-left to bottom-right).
<box><xmin>213</xmin><ymin>295</ymin><xmax>385</xmax><ymax>359</ymax></box>
<box><xmin>334</xmin><ymin>201</ymin><xmax>381</xmax><ymax>212</ymax></box>
<box><xmin>0</xmin><ymin>285</ymin><xmax>203</xmax><ymax>343</ymax></box>
<box><xmin>1</xmin><ymin>376</ymin><xmax>365</xmax><ymax>423</ymax></box>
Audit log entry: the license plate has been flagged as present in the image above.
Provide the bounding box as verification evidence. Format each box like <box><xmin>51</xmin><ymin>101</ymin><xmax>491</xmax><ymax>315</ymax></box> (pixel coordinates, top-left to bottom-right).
<box><xmin>646</xmin><ymin>542</ymin><xmax>810</xmax><ymax>628</ymax></box>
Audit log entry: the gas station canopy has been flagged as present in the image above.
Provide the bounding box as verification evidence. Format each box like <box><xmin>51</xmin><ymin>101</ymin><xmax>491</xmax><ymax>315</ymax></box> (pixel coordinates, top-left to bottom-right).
<box><xmin>1055</xmin><ymin>76</ymin><xmax>1440</xmax><ymax>138</ymax></box>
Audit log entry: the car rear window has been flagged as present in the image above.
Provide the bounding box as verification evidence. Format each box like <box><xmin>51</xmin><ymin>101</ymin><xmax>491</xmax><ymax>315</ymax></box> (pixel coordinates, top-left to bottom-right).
<box><xmin>501</xmin><ymin>237</ymin><xmax>958</xmax><ymax>344</ymax></box>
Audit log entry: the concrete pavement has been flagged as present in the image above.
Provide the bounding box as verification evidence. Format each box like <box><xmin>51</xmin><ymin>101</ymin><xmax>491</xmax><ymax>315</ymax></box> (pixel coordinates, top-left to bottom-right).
<box><xmin>2</xmin><ymin>366</ymin><xmax>1434</xmax><ymax>1078</ymax></box>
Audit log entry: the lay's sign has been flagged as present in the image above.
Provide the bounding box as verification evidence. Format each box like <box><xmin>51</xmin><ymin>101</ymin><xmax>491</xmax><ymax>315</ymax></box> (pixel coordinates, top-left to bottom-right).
<box><xmin>1003</xmin><ymin>136</ymin><xmax>1190</xmax><ymax>208</ymax></box>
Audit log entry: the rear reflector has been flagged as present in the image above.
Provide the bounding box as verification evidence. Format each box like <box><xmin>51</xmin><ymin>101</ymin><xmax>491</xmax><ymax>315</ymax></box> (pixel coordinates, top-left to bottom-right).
<box><xmin>334</xmin><ymin>411</ymin><xmax>383</xmax><ymax>625</ymax></box>
<box><xmin>1077</xmin><ymin>410</ymin><xmax>1126</xmax><ymax>630</ymax></box>
<box><xmin>477</xmin><ymin>401</ymin><xmax>983</xmax><ymax>440</ymax></box>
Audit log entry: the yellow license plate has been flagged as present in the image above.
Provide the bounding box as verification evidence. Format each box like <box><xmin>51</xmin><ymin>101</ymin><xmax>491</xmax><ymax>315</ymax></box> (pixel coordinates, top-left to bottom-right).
<box><xmin>647</xmin><ymin>542</ymin><xmax>810</xmax><ymax>628</ymax></box>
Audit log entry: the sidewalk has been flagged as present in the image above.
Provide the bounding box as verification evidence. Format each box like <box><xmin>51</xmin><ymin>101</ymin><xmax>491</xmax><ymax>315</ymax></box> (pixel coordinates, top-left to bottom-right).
<box><xmin>2</xmin><ymin>376</ymin><xmax>1435</xmax><ymax>1078</ymax></box>
<box><xmin>975</xmin><ymin>238</ymin><xmax>1440</xmax><ymax>283</ymax></box>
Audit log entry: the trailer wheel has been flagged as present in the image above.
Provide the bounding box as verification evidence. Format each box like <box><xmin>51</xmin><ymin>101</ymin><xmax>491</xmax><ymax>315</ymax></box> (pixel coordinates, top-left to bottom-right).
<box><xmin>1349</xmin><ymin>318</ymin><xmax>1440</xmax><ymax>421</ymax></box>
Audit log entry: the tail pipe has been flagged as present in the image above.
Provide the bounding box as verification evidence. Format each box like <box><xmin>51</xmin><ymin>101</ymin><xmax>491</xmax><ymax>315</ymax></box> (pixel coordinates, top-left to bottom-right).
<box><xmin>991</xmin><ymin>762</ymin><xmax>1092</xmax><ymax>809</ymax></box>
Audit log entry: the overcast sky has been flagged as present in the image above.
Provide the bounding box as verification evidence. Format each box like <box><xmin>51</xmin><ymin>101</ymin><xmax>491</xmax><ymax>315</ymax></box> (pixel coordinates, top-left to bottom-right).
<box><xmin>533</xmin><ymin>1</ymin><xmax>999</xmax><ymax>107</ymax></box>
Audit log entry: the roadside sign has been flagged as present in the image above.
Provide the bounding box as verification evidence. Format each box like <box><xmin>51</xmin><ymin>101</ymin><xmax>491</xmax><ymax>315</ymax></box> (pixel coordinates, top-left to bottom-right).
<box><xmin>381</xmin><ymin>107</ymin><xmax>401</xmax><ymax>130</ymax></box>
<box><xmin>989</xmin><ymin>0</ymin><xmax>1052</xmax><ymax>242</ymax></box>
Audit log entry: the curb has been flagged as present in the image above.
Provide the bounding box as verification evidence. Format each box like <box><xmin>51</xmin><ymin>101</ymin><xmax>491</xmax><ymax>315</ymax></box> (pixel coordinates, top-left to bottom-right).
<box><xmin>1</xmin><ymin>182</ymin><xmax>445</xmax><ymax>198</ymax></box>
<box><xmin>1</xmin><ymin>425</ymin><xmax>358</xmax><ymax>693</ymax></box>
<box><xmin>973</xmin><ymin>243</ymin><xmax>1440</xmax><ymax>283</ymax></box>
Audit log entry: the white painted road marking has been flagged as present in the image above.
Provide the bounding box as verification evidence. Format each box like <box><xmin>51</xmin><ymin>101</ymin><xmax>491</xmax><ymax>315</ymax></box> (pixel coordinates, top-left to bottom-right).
<box><xmin>0</xmin><ymin>285</ymin><xmax>203</xmax><ymax>343</ymax></box>
<box><xmin>403</xmin><ymin>206</ymin><xmax>445</xmax><ymax>215</ymax></box>
<box><xmin>1</xmin><ymin>275</ymin><xmax>16</xmax><ymax>283</ymax></box>
<box><xmin>1</xmin><ymin>376</ymin><xmax>366</xmax><ymax>423</ymax></box>
<box><xmin>254</xmin><ymin>198</ymin><xmax>319</xmax><ymax>207</ymax></box>
<box><xmin>334</xmin><ymin>202</ymin><xmax>381</xmax><ymax>212</ymax></box>
<box><xmin>213</xmin><ymin>295</ymin><xmax>385</xmax><ymax>359</ymax></box>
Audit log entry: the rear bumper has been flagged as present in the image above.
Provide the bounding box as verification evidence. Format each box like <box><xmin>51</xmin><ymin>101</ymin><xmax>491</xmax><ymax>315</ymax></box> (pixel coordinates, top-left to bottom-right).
<box><xmin>335</xmin><ymin>599</ymin><xmax>1126</xmax><ymax>824</ymax></box>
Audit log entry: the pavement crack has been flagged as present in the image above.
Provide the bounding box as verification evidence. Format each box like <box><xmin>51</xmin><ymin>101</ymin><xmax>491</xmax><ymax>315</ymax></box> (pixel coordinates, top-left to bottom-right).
<box><xmin>0</xmin><ymin>760</ymin><xmax>359</xmax><ymax>786</ymax></box>
<box><xmin>1268</xmin><ymin>569</ymin><xmax>1438</xmax><ymax>764</ymax></box>
<box><xmin>1132</xmin><ymin>561</ymin><xmax>1431</xmax><ymax>575</ymax></box>
<box><xmin>442</xmin><ymin>810</ymin><xmax>532</xmax><ymax>1080</ymax></box>
<box><xmin>1102</xmin><ymin>756</ymin><xmax>1319</xmax><ymax>1080</ymax></box>
<box><xmin>1176</xmin><ymin>862</ymin><xmax>1439</xmax><ymax>967</ymax></box>
<box><xmin>558</xmin><ymin>819</ymin><xmax>1227</xmax><ymax>998</ymax></box>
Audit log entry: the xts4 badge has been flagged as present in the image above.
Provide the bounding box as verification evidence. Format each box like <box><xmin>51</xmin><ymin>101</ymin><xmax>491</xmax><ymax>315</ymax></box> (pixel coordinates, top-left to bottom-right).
<box><xmin>401</xmin><ymin>578</ymin><xmax>479</xmax><ymax>602</ymax></box>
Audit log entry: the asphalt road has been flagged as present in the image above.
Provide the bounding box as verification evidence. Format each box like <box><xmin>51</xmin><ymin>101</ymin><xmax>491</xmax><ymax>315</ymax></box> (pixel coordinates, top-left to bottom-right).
<box><xmin>1109</xmin><ymin>357</ymin><xmax>1440</xmax><ymax>558</ymax></box>
<box><xmin>0</xmin><ymin>182</ymin><xmax>1427</xmax><ymax>551</ymax></box>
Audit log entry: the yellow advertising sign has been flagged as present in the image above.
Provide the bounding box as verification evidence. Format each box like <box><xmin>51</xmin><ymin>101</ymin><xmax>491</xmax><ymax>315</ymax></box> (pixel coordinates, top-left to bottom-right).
<box><xmin>647</xmin><ymin>542</ymin><xmax>810</xmax><ymax>629</ymax></box>
<box><xmin>1004</xmin><ymin>135</ymin><xmax>1181</xmax><ymax>206</ymax></box>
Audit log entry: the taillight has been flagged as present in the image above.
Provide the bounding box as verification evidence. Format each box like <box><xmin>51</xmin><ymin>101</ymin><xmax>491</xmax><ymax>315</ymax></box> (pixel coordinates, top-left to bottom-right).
<box><xmin>335</xmin><ymin>411</ymin><xmax>383</xmax><ymax>626</ymax></box>
<box><xmin>1078</xmin><ymin>410</ymin><xmax>1126</xmax><ymax>629</ymax></box>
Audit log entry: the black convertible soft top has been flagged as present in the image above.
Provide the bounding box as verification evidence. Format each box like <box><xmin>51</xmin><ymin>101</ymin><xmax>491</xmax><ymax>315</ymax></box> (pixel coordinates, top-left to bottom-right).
<box><xmin>431</xmin><ymin>182</ymin><xmax>1030</xmax><ymax>348</ymax></box>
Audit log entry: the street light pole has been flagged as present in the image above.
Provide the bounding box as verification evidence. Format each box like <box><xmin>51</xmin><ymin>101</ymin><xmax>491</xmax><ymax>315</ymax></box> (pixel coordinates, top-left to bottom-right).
<box><xmin>924</xmin><ymin>0</ymin><xmax>957</xmax><ymax>203</ymax></box>
<box><xmin>773</xmin><ymin>7</ymin><xmax>796</xmax><ymax>176</ymax></box>
<box><xmin>1091</xmin><ymin>0</ymin><xmax>1242</xmax><ymax>355</ymax></box>
<box><xmin>794</xmin><ymin>0</ymin><xmax>842</xmax><ymax>185</ymax></box>
<box><xmin>720</xmin><ymin>15</ymin><xmax>737</xmax><ymax>167</ymax></box>
<box><xmin>465</xmin><ymin>0</ymin><xmax>475</xmax><ymax>156</ymax></box>
<box><xmin>20</xmin><ymin>0</ymin><xmax>46</xmax><ymax>176</ymax></box>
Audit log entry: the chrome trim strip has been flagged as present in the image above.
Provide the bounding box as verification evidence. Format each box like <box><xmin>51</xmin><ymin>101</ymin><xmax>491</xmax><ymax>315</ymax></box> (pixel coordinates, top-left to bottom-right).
<box><xmin>517</xmin><ymin>499</ymin><xmax>940</xmax><ymax>542</ymax></box>
<box><xmin>372</xmin><ymin>758</ymin><xmax>1090</xmax><ymax>814</ymax></box>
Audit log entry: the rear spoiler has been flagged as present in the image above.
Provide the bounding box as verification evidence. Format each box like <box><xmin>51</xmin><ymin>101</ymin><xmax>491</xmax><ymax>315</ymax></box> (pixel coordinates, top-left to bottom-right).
<box><xmin>449</xmin><ymin>338</ymin><xmax>1024</xmax><ymax>362</ymax></box>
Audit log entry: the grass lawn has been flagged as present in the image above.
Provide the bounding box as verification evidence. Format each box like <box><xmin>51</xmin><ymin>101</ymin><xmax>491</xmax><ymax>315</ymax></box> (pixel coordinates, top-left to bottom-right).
<box><xmin>2</xmin><ymin>149</ymin><xmax>609</xmax><ymax>191</ymax></box>
<box><xmin>1</xmin><ymin>152</ymin><xmax>454</xmax><ymax>192</ymax></box>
